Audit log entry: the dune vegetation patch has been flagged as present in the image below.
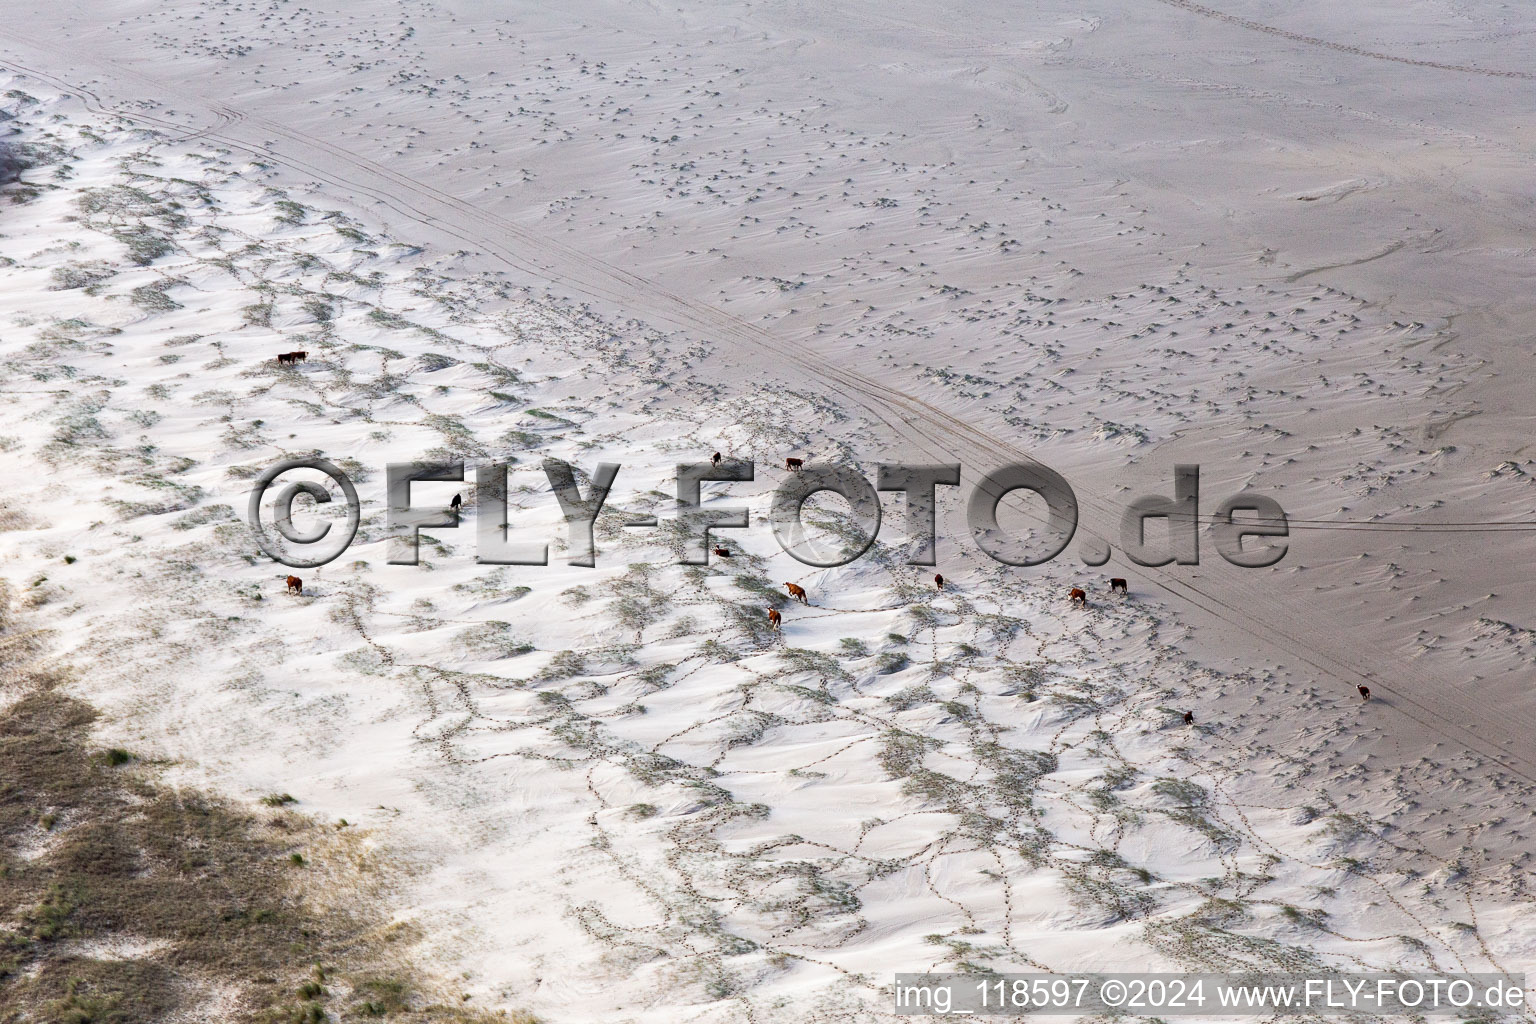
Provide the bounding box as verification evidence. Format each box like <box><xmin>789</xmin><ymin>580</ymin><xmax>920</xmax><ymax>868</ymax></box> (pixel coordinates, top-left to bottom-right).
<box><xmin>0</xmin><ymin>585</ymin><xmax>525</xmax><ymax>1024</ymax></box>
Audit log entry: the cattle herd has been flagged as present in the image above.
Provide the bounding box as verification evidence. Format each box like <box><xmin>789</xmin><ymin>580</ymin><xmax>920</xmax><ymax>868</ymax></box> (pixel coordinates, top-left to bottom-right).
<box><xmin>272</xmin><ymin>449</ymin><xmax>1371</xmax><ymax>713</ymax></box>
<box><xmin>763</xmin><ymin>574</ymin><xmax>1130</xmax><ymax>629</ymax></box>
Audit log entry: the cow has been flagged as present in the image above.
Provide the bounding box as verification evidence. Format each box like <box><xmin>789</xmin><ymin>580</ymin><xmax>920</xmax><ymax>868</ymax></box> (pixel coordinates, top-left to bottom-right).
<box><xmin>934</xmin><ymin>573</ymin><xmax>944</xmax><ymax>590</ymax></box>
<box><xmin>1069</xmin><ymin>587</ymin><xmax>1087</xmax><ymax>607</ymax></box>
<box><xmin>767</xmin><ymin>608</ymin><xmax>781</xmax><ymax>630</ymax></box>
<box><xmin>286</xmin><ymin>575</ymin><xmax>302</xmax><ymax>595</ymax></box>
<box><xmin>784</xmin><ymin>582</ymin><xmax>809</xmax><ymax>604</ymax></box>
<box><xmin>291</xmin><ymin>351</ymin><xmax>307</xmax><ymax>362</ymax></box>
<box><xmin>277</xmin><ymin>352</ymin><xmax>295</xmax><ymax>365</ymax></box>
<box><xmin>1358</xmin><ymin>684</ymin><xmax>1371</xmax><ymax>701</ymax></box>
<box><xmin>1110</xmin><ymin>577</ymin><xmax>1128</xmax><ymax>594</ymax></box>
<box><xmin>1183</xmin><ymin>710</ymin><xmax>1195</xmax><ymax>725</ymax></box>
<box><xmin>712</xmin><ymin>451</ymin><xmax>722</xmax><ymax>467</ymax></box>
<box><xmin>712</xmin><ymin>545</ymin><xmax>732</xmax><ymax>558</ymax></box>
<box><xmin>785</xmin><ymin>457</ymin><xmax>804</xmax><ymax>472</ymax></box>
<box><xmin>450</xmin><ymin>493</ymin><xmax>463</xmax><ymax>512</ymax></box>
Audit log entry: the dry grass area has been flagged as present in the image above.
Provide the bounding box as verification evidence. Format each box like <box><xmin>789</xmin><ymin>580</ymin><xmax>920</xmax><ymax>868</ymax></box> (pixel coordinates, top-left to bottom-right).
<box><xmin>0</xmin><ymin>586</ymin><xmax>528</xmax><ymax>1024</ymax></box>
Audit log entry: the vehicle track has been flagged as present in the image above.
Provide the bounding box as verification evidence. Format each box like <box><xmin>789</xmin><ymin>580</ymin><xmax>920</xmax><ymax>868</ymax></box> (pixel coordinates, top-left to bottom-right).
<box><xmin>1149</xmin><ymin>0</ymin><xmax>1536</xmax><ymax>80</ymax></box>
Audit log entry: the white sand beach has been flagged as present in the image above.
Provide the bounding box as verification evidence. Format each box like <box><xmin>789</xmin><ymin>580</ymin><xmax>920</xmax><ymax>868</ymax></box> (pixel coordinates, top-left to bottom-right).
<box><xmin>1</xmin><ymin>1</ymin><xmax>1533</xmax><ymax>1020</ymax></box>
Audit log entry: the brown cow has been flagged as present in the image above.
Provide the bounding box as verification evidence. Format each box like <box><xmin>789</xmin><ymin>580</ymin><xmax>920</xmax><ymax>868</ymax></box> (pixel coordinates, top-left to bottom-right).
<box><xmin>1069</xmin><ymin>587</ymin><xmax>1087</xmax><ymax>607</ymax></box>
<box><xmin>712</xmin><ymin>545</ymin><xmax>732</xmax><ymax>558</ymax></box>
<box><xmin>1110</xmin><ymin>577</ymin><xmax>1128</xmax><ymax>594</ymax></box>
<box><xmin>785</xmin><ymin>457</ymin><xmax>804</xmax><ymax>472</ymax></box>
<box><xmin>1358</xmin><ymin>684</ymin><xmax>1371</xmax><ymax>701</ymax></box>
<box><xmin>784</xmin><ymin>582</ymin><xmax>809</xmax><ymax>604</ymax></box>
<box><xmin>450</xmin><ymin>493</ymin><xmax>463</xmax><ymax>512</ymax></box>
<box><xmin>767</xmin><ymin>608</ymin><xmax>781</xmax><ymax>630</ymax></box>
<box><xmin>711</xmin><ymin>451</ymin><xmax>722</xmax><ymax>466</ymax></box>
<box><xmin>1183</xmin><ymin>710</ymin><xmax>1195</xmax><ymax>725</ymax></box>
<box><xmin>934</xmin><ymin>573</ymin><xmax>944</xmax><ymax>590</ymax></box>
<box><xmin>291</xmin><ymin>351</ymin><xmax>307</xmax><ymax>362</ymax></box>
<box><xmin>277</xmin><ymin>352</ymin><xmax>295</xmax><ymax>365</ymax></box>
<box><xmin>286</xmin><ymin>575</ymin><xmax>302</xmax><ymax>595</ymax></box>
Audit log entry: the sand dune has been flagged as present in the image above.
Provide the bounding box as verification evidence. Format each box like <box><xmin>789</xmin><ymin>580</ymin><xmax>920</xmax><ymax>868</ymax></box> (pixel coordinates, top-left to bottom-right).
<box><xmin>1</xmin><ymin>0</ymin><xmax>1533</xmax><ymax>1019</ymax></box>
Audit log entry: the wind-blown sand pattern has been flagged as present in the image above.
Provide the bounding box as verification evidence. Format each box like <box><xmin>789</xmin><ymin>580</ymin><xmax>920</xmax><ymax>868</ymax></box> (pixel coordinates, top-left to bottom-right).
<box><xmin>1</xmin><ymin>0</ymin><xmax>1534</xmax><ymax>1019</ymax></box>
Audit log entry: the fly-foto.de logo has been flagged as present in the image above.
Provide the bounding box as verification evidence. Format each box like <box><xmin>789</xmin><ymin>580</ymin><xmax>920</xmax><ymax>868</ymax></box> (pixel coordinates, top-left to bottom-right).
<box><xmin>247</xmin><ymin>457</ymin><xmax>1289</xmax><ymax>571</ymax></box>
